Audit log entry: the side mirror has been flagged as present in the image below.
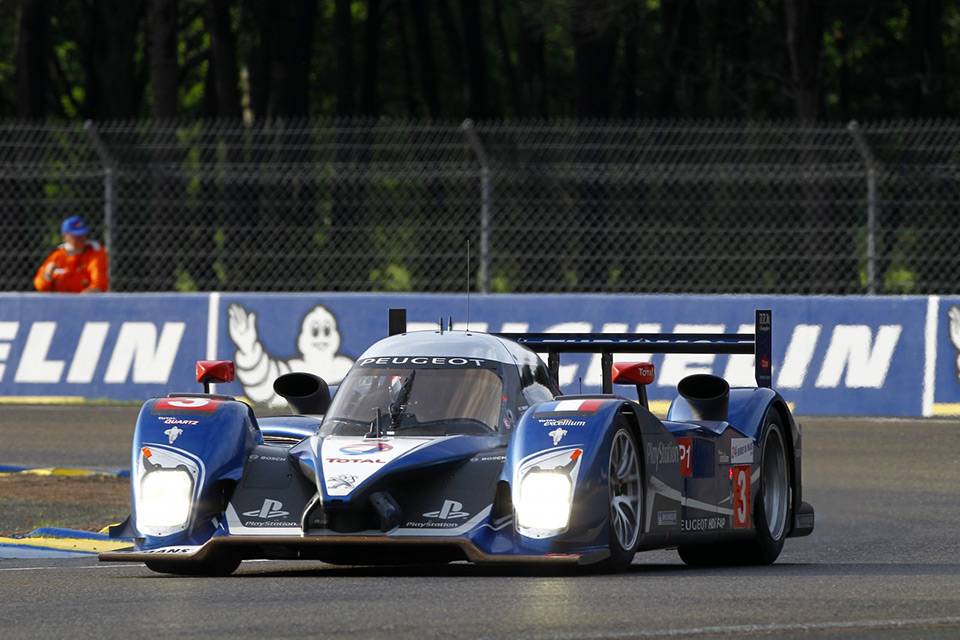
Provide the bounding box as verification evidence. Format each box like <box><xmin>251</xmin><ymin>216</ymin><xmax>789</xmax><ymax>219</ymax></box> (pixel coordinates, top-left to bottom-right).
<box><xmin>196</xmin><ymin>360</ymin><xmax>235</xmax><ymax>393</ymax></box>
<box><xmin>612</xmin><ymin>362</ymin><xmax>655</xmax><ymax>408</ymax></box>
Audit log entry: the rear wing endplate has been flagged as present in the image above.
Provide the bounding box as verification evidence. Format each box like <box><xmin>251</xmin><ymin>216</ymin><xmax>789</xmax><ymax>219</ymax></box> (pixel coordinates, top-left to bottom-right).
<box><xmin>500</xmin><ymin>309</ymin><xmax>773</xmax><ymax>393</ymax></box>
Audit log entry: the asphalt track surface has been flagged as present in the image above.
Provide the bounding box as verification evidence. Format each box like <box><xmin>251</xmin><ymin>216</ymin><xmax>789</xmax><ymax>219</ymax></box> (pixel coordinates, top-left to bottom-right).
<box><xmin>2</xmin><ymin>407</ymin><xmax>960</xmax><ymax>639</ymax></box>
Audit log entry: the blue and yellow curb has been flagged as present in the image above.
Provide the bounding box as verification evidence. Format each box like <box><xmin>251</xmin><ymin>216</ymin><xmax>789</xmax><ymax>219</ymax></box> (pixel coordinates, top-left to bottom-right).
<box><xmin>0</xmin><ymin>527</ymin><xmax>133</xmax><ymax>558</ymax></box>
<box><xmin>0</xmin><ymin>464</ymin><xmax>129</xmax><ymax>478</ymax></box>
<box><xmin>1</xmin><ymin>464</ymin><xmax>133</xmax><ymax>558</ymax></box>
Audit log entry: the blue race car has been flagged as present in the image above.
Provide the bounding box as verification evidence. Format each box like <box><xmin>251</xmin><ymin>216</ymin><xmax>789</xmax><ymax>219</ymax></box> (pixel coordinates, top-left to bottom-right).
<box><xmin>100</xmin><ymin>309</ymin><xmax>814</xmax><ymax>575</ymax></box>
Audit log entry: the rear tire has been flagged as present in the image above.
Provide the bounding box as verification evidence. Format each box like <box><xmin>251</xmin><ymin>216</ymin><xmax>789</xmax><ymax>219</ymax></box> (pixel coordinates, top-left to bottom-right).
<box><xmin>735</xmin><ymin>410</ymin><xmax>790</xmax><ymax>565</ymax></box>
<box><xmin>678</xmin><ymin>408</ymin><xmax>790</xmax><ymax>567</ymax></box>
<box><xmin>598</xmin><ymin>421</ymin><xmax>642</xmax><ymax>572</ymax></box>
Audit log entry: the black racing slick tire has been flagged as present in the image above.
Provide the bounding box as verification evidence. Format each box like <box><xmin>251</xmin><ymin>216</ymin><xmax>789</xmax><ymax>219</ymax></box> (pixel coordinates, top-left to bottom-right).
<box><xmin>145</xmin><ymin>554</ymin><xmax>241</xmax><ymax>577</ymax></box>
<box><xmin>678</xmin><ymin>408</ymin><xmax>790</xmax><ymax>567</ymax></box>
<box><xmin>598</xmin><ymin>421</ymin><xmax>643</xmax><ymax>573</ymax></box>
<box><xmin>736</xmin><ymin>410</ymin><xmax>790</xmax><ymax>565</ymax></box>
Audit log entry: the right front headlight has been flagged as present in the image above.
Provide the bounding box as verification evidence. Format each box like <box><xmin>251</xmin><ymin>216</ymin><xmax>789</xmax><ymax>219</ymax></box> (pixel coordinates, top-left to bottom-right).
<box><xmin>138</xmin><ymin>469</ymin><xmax>194</xmax><ymax>529</ymax></box>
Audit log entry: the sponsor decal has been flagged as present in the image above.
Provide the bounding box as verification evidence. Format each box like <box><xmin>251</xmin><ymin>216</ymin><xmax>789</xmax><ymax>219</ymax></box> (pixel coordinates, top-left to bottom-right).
<box><xmin>358</xmin><ymin>356</ymin><xmax>487</xmax><ymax>367</ymax></box>
<box><xmin>158</xmin><ymin>417</ymin><xmax>199</xmax><ymax>426</ymax></box>
<box><xmin>248</xmin><ymin>454</ymin><xmax>287</xmax><ymax>462</ymax></box>
<box><xmin>733</xmin><ymin>465</ymin><xmax>751</xmax><ymax>529</ymax></box>
<box><xmin>164</xmin><ymin>426</ymin><xmax>182</xmax><ymax>444</ymax></box>
<box><xmin>227</xmin><ymin>303</ymin><xmax>354</xmax><ymax>408</ymax></box>
<box><xmin>326</xmin><ymin>474</ymin><xmax>357</xmax><ymax>490</ymax></box>
<box><xmin>472</xmin><ymin>455</ymin><xmax>506</xmax><ymax>462</ymax></box>
<box><xmin>548</xmin><ymin>427</ymin><xmax>567</xmax><ymax>445</ymax></box>
<box><xmin>657</xmin><ymin>510</ymin><xmax>678</xmax><ymax>526</ymax></box>
<box><xmin>718</xmin><ymin>449</ymin><xmax>730</xmax><ymax>464</ymax></box>
<box><xmin>538</xmin><ymin>418</ymin><xmax>587</xmax><ymax>427</ymax></box>
<box><xmin>339</xmin><ymin>442</ymin><xmax>394</xmax><ymax>455</ymax></box>
<box><xmin>731</xmin><ymin>438</ymin><xmax>754</xmax><ymax>464</ymax></box>
<box><xmin>423</xmin><ymin>499</ymin><xmax>470</xmax><ymax>520</ymax></box>
<box><xmin>645</xmin><ymin>441</ymin><xmax>680</xmax><ymax>471</ymax></box>
<box><xmin>404</xmin><ymin>521</ymin><xmax>461</xmax><ymax>529</ymax></box>
<box><xmin>242</xmin><ymin>498</ymin><xmax>290</xmax><ymax>520</ymax></box>
<box><xmin>325</xmin><ymin>457</ymin><xmax>386</xmax><ymax>464</ymax></box>
<box><xmin>322</xmin><ymin>436</ymin><xmax>433</xmax><ymax>496</ymax></box>
<box><xmin>677</xmin><ymin>437</ymin><xmax>692</xmax><ymax>477</ymax></box>
<box><xmin>142</xmin><ymin>546</ymin><xmax>201</xmax><ymax>555</ymax></box>
<box><xmin>0</xmin><ymin>320</ymin><xmax>185</xmax><ymax>386</ymax></box>
<box><xmin>681</xmin><ymin>516</ymin><xmax>728</xmax><ymax>532</ymax></box>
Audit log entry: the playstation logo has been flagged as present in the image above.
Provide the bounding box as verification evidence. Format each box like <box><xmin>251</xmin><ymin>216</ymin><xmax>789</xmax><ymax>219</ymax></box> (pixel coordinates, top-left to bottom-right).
<box><xmin>422</xmin><ymin>499</ymin><xmax>469</xmax><ymax>520</ymax></box>
<box><xmin>243</xmin><ymin>498</ymin><xmax>289</xmax><ymax>519</ymax></box>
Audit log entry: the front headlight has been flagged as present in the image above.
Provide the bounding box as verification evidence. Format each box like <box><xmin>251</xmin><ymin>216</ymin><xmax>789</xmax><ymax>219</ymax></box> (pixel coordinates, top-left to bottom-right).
<box><xmin>516</xmin><ymin>471</ymin><xmax>573</xmax><ymax>534</ymax></box>
<box><xmin>138</xmin><ymin>469</ymin><xmax>194</xmax><ymax>529</ymax></box>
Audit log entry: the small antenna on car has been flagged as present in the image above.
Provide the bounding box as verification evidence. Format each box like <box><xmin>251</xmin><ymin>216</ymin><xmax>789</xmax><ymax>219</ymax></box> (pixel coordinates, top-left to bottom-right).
<box><xmin>448</xmin><ymin>316</ymin><xmax>453</xmax><ymax>331</ymax></box>
<box><xmin>466</xmin><ymin>240</ymin><xmax>471</xmax><ymax>330</ymax></box>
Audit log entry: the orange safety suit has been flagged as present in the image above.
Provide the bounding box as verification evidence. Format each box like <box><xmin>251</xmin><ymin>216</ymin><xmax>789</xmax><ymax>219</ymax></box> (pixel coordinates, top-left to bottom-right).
<box><xmin>33</xmin><ymin>241</ymin><xmax>109</xmax><ymax>293</ymax></box>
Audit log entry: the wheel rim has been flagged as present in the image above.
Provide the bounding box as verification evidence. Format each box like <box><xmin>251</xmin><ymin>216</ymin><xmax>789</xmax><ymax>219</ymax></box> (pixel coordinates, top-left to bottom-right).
<box><xmin>762</xmin><ymin>425</ymin><xmax>789</xmax><ymax>540</ymax></box>
<box><xmin>609</xmin><ymin>430</ymin><xmax>642</xmax><ymax>551</ymax></box>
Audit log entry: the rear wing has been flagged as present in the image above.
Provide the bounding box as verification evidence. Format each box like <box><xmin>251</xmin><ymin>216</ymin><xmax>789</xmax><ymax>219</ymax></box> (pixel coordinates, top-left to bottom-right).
<box><xmin>385</xmin><ymin>308</ymin><xmax>772</xmax><ymax>393</ymax></box>
<box><xmin>499</xmin><ymin>309</ymin><xmax>772</xmax><ymax>393</ymax></box>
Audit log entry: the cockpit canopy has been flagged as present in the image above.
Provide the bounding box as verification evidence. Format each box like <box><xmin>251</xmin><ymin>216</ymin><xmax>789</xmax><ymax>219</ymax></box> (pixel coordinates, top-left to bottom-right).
<box><xmin>320</xmin><ymin>360</ymin><xmax>504</xmax><ymax>437</ymax></box>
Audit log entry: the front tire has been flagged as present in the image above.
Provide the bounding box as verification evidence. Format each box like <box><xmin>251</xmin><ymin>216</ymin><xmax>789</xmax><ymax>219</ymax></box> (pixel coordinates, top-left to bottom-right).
<box><xmin>598</xmin><ymin>422</ymin><xmax>643</xmax><ymax>572</ymax></box>
<box><xmin>145</xmin><ymin>555</ymin><xmax>241</xmax><ymax>576</ymax></box>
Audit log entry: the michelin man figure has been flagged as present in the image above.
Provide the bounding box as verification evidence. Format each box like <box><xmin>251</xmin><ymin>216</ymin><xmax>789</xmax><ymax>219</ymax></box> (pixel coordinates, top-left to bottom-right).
<box><xmin>228</xmin><ymin>302</ymin><xmax>355</xmax><ymax>407</ymax></box>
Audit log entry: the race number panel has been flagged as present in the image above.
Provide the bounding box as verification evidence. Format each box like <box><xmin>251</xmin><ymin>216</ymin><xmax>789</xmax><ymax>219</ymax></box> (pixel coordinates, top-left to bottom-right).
<box><xmin>733</xmin><ymin>464</ymin><xmax>751</xmax><ymax>529</ymax></box>
<box><xmin>153</xmin><ymin>397</ymin><xmax>223</xmax><ymax>413</ymax></box>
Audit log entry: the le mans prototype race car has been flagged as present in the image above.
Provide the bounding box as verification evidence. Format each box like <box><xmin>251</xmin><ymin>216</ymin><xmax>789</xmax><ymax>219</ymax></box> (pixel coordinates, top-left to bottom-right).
<box><xmin>100</xmin><ymin>309</ymin><xmax>814</xmax><ymax>575</ymax></box>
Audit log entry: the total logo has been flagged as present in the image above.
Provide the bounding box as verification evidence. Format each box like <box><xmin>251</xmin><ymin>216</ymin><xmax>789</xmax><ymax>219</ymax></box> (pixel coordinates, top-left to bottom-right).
<box><xmin>340</xmin><ymin>442</ymin><xmax>394</xmax><ymax>455</ymax></box>
<box><xmin>423</xmin><ymin>499</ymin><xmax>469</xmax><ymax>520</ymax></box>
<box><xmin>243</xmin><ymin>498</ymin><xmax>289</xmax><ymax>519</ymax></box>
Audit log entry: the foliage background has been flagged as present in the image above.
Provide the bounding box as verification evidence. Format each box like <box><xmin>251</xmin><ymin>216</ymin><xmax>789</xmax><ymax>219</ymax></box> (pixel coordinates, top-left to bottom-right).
<box><xmin>4</xmin><ymin>0</ymin><xmax>959</xmax><ymax>122</ymax></box>
<box><xmin>3</xmin><ymin>1</ymin><xmax>959</xmax><ymax>295</ymax></box>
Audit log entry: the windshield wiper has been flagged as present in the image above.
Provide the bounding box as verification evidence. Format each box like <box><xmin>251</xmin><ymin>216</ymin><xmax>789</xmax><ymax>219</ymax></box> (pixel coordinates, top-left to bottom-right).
<box><xmin>389</xmin><ymin>370</ymin><xmax>416</xmax><ymax>428</ymax></box>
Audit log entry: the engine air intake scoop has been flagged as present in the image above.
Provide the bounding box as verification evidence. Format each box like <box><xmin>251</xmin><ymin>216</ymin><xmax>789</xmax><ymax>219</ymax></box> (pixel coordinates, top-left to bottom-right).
<box><xmin>677</xmin><ymin>373</ymin><xmax>730</xmax><ymax>421</ymax></box>
<box><xmin>274</xmin><ymin>372</ymin><xmax>332</xmax><ymax>416</ymax></box>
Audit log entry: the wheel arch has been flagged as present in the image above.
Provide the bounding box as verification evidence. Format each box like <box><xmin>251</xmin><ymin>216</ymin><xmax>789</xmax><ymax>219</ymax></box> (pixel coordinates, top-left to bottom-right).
<box><xmin>764</xmin><ymin>397</ymin><xmax>801</xmax><ymax>537</ymax></box>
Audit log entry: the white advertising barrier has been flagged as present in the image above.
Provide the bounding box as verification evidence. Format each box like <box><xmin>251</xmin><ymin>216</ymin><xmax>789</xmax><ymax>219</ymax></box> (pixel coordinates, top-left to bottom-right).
<box><xmin>2</xmin><ymin>292</ymin><xmax>959</xmax><ymax>417</ymax></box>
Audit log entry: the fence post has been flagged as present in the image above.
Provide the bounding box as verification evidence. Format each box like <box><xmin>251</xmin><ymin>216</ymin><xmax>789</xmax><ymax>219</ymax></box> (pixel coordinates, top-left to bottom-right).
<box><xmin>461</xmin><ymin>119</ymin><xmax>491</xmax><ymax>294</ymax></box>
<box><xmin>83</xmin><ymin>120</ymin><xmax>116</xmax><ymax>289</ymax></box>
<box><xmin>847</xmin><ymin>120</ymin><xmax>879</xmax><ymax>295</ymax></box>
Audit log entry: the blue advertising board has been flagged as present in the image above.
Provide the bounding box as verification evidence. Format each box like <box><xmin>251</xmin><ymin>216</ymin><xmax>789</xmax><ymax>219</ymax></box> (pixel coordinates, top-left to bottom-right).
<box><xmin>0</xmin><ymin>293</ymin><xmax>208</xmax><ymax>401</ymax></box>
<box><xmin>0</xmin><ymin>292</ymin><xmax>951</xmax><ymax>417</ymax></box>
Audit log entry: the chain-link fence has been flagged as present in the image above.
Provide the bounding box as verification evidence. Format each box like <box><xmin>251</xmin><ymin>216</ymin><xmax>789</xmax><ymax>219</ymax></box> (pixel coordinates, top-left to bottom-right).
<box><xmin>3</xmin><ymin>119</ymin><xmax>958</xmax><ymax>294</ymax></box>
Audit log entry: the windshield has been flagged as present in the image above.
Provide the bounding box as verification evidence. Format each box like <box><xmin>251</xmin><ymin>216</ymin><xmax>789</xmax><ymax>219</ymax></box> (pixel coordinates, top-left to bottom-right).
<box><xmin>320</xmin><ymin>366</ymin><xmax>504</xmax><ymax>437</ymax></box>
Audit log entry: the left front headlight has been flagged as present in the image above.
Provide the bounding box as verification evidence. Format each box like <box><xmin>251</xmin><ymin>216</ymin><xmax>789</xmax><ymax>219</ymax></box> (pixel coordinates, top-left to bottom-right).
<box><xmin>138</xmin><ymin>469</ymin><xmax>194</xmax><ymax>529</ymax></box>
<box><xmin>516</xmin><ymin>471</ymin><xmax>573</xmax><ymax>535</ymax></box>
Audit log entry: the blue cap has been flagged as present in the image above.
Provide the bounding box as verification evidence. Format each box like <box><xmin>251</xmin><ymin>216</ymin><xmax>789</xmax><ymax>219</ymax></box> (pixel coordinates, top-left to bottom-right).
<box><xmin>61</xmin><ymin>216</ymin><xmax>90</xmax><ymax>235</ymax></box>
